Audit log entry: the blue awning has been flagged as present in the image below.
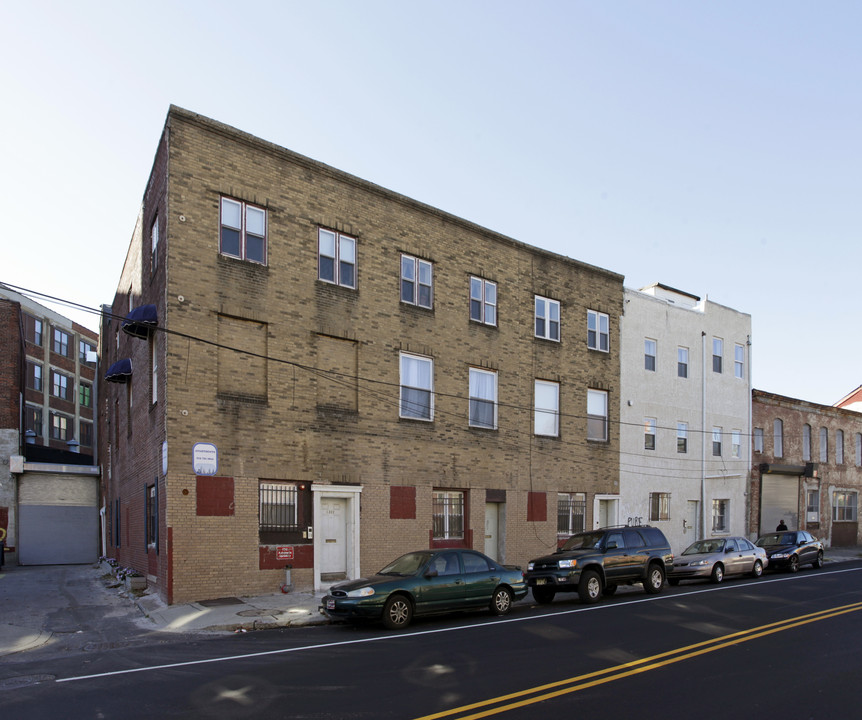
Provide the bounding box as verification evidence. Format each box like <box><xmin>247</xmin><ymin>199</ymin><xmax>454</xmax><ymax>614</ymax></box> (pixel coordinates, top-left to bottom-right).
<box><xmin>122</xmin><ymin>304</ymin><xmax>158</xmax><ymax>339</ymax></box>
<box><xmin>105</xmin><ymin>358</ymin><xmax>132</xmax><ymax>383</ymax></box>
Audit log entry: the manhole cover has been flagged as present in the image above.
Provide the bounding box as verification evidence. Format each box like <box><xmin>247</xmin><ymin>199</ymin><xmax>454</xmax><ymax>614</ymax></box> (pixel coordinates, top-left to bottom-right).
<box><xmin>0</xmin><ymin>675</ymin><xmax>56</xmax><ymax>690</ymax></box>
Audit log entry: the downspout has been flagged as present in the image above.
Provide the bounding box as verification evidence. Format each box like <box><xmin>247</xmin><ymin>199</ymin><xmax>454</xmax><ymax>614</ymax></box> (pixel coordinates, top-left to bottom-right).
<box><xmin>746</xmin><ymin>334</ymin><xmax>753</xmax><ymax>539</ymax></box>
<box><xmin>702</xmin><ymin>331</ymin><xmax>707</xmax><ymax>540</ymax></box>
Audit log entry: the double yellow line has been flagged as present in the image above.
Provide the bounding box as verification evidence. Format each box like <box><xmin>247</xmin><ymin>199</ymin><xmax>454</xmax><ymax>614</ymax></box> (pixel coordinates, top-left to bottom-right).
<box><xmin>414</xmin><ymin>600</ymin><xmax>862</xmax><ymax>720</ymax></box>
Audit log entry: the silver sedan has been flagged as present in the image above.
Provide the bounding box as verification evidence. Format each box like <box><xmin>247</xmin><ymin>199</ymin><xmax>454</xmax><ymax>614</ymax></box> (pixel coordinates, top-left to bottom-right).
<box><xmin>669</xmin><ymin>536</ymin><xmax>769</xmax><ymax>585</ymax></box>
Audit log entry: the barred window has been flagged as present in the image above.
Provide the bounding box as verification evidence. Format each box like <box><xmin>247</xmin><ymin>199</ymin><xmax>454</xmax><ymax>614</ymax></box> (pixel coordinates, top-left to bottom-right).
<box><xmin>432</xmin><ymin>490</ymin><xmax>464</xmax><ymax>540</ymax></box>
<box><xmin>649</xmin><ymin>492</ymin><xmax>671</xmax><ymax>522</ymax></box>
<box><xmin>558</xmin><ymin>493</ymin><xmax>586</xmax><ymax>536</ymax></box>
<box><xmin>259</xmin><ymin>482</ymin><xmax>311</xmax><ymax>543</ymax></box>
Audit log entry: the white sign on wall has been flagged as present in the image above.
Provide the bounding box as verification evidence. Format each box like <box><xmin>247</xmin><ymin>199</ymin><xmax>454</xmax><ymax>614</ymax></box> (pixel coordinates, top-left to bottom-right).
<box><xmin>192</xmin><ymin>443</ymin><xmax>218</xmax><ymax>476</ymax></box>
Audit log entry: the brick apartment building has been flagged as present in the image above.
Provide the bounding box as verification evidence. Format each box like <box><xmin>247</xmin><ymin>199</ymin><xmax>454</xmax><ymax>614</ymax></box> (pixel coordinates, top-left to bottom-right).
<box><xmin>0</xmin><ymin>285</ymin><xmax>99</xmax><ymax>565</ymax></box>
<box><xmin>751</xmin><ymin>389</ymin><xmax>862</xmax><ymax>545</ymax></box>
<box><xmin>101</xmin><ymin>106</ymin><xmax>624</xmax><ymax>604</ymax></box>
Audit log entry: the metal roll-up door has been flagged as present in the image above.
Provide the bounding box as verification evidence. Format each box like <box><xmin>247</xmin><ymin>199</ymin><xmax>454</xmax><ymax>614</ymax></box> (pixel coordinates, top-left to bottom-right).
<box><xmin>760</xmin><ymin>475</ymin><xmax>799</xmax><ymax>535</ymax></box>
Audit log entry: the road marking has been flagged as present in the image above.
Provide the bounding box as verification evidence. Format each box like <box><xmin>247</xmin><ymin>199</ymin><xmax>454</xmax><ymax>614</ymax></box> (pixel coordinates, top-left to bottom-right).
<box><xmin>55</xmin><ymin>566</ymin><xmax>862</xmax><ymax>684</ymax></box>
<box><xmin>413</xmin><ymin>600</ymin><xmax>862</xmax><ymax>720</ymax></box>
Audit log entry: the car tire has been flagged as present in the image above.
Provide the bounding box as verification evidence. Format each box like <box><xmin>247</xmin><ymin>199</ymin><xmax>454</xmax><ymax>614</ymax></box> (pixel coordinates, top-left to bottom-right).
<box><xmin>490</xmin><ymin>587</ymin><xmax>513</xmax><ymax>616</ymax></box>
<box><xmin>644</xmin><ymin>564</ymin><xmax>665</xmax><ymax>594</ymax></box>
<box><xmin>789</xmin><ymin>555</ymin><xmax>799</xmax><ymax>573</ymax></box>
<box><xmin>812</xmin><ymin>551</ymin><xmax>824</xmax><ymax>569</ymax></box>
<box><xmin>751</xmin><ymin>560</ymin><xmax>763</xmax><ymax>578</ymax></box>
<box><xmin>711</xmin><ymin>563</ymin><xmax>724</xmax><ymax>584</ymax></box>
<box><xmin>668</xmin><ymin>578</ymin><xmax>680</xmax><ymax>586</ymax></box>
<box><xmin>532</xmin><ymin>586</ymin><xmax>556</xmax><ymax>605</ymax></box>
<box><xmin>382</xmin><ymin>594</ymin><xmax>413</xmax><ymax>630</ymax></box>
<box><xmin>578</xmin><ymin>570</ymin><xmax>602</xmax><ymax>604</ymax></box>
<box><xmin>602</xmin><ymin>583</ymin><xmax>618</xmax><ymax>596</ymax></box>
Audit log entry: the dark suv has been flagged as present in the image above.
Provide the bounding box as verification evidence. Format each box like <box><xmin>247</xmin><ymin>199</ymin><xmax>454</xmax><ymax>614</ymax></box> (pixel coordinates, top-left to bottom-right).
<box><xmin>525</xmin><ymin>526</ymin><xmax>673</xmax><ymax>604</ymax></box>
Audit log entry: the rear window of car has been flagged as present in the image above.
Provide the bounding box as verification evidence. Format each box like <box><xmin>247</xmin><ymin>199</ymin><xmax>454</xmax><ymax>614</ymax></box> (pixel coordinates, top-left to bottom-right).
<box><xmin>462</xmin><ymin>553</ymin><xmax>491</xmax><ymax>573</ymax></box>
<box><xmin>639</xmin><ymin>527</ymin><xmax>668</xmax><ymax>547</ymax></box>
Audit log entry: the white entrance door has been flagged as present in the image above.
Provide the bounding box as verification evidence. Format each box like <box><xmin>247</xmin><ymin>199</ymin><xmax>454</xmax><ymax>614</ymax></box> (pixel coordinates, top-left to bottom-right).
<box><xmin>320</xmin><ymin>497</ymin><xmax>347</xmax><ymax>580</ymax></box>
<box><xmin>686</xmin><ymin>501</ymin><xmax>700</xmax><ymax>538</ymax></box>
<box><xmin>596</xmin><ymin>497</ymin><xmax>619</xmax><ymax>528</ymax></box>
<box><xmin>485</xmin><ymin>503</ymin><xmax>500</xmax><ymax>561</ymax></box>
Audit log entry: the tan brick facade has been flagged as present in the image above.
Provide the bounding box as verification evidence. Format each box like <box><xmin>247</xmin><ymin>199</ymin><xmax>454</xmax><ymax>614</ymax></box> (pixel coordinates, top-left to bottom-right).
<box><xmin>102</xmin><ymin>107</ymin><xmax>624</xmax><ymax>604</ymax></box>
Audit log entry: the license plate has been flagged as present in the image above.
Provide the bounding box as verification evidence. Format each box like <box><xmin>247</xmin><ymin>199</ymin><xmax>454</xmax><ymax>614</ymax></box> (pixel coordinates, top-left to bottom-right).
<box><xmin>535</xmin><ymin>578</ymin><xmax>547</xmax><ymax>585</ymax></box>
<box><xmin>326</xmin><ymin>598</ymin><xmax>336</xmax><ymax>610</ymax></box>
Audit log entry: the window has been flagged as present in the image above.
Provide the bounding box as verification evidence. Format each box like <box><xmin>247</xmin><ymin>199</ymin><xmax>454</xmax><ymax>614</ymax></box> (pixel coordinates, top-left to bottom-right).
<box><xmin>220</xmin><ymin>197</ymin><xmax>267</xmax><ymax>264</ymax></box>
<box><xmin>25</xmin><ymin>314</ymin><xmax>42</xmax><ymax>345</ymax></box>
<box><xmin>774</xmin><ymin>419</ymin><xmax>784</xmax><ymax>458</ymax></box>
<box><xmin>712</xmin><ymin>426</ymin><xmax>722</xmax><ymax>456</ymax></box>
<box><xmin>432</xmin><ymin>490</ymin><xmax>464</xmax><ymax>540</ymax></box>
<box><xmin>734</xmin><ymin>343</ymin><xmax>745</xmax><ymax>379</ymax></box>
<box><xmin>802</xmin><ymin>424</ymin><xmax>811</xmax><ymax>461</ymax></box>
<box><xmin>468</xmin><ymin>368</ymin><xmax>497</xmax><ymax>429</ymax></box>
<box><xmin>150</xmin><ymin>334</ymin><xmax>158</xmax><ymax>405</ymax></box>
<box><xmin>534</xmin><ymin>380</ymin><xmax>559</xmax><ymax>437</ymax></box>
<box><xmin>649</xmin><ymin>492</ymin><xmax>670</xmax><ymax>522</ymax></box>
<box><xmin>807</xmin><ymin>489</ymin><xmax>820</xmax><ymax>519</ymax></box>
<box><xmin>259</xmin><ymin>481</ymin><xmax>311</xmax><ymax>542</ymax></box>
<box><xmin>79</xmin><ymin>340</ymin><xmax>96</xmax><ymax>365</ymax></box>
<box><xmin>833</xmin><ymin>491</ymin><xmax>857</xmax><ymax>522</ymax></box>
<box><xmin>644</xmin><ymin>339</ymin><xmax>657</xmax><ymax>371</ymax></box>
<box><xmin>644</xmin><ymin>418</ymin><xmax>656</xmax><ymax>450</ymax></box>
<box><xmin>50</xmin><ymin>412</ymin><xmax>70</xmax><ymax>441</ymax></box>
<box><xmin>587</xmin><ymin>310</ymin><xmax>609</xmax><ymax>351</ymax></box>
<box><xmin>677</xmin><ymin>423</ymin><xmax>688</xmax><ymax>453</ymax></box>
<box><xmin>52</xmin><ymin>371</ymin><xmax>71</xmax><ymax>401</ymax></box>
<box><xmin>587</xmin><ymin>389</ymin><xmax>608</xmax><ymax>442</ymax></box>
<box><xmin>754</xmin><ymin>427</ymin><xmax>763</xmax><ymax>453</ymax></box>
<box><xmin>820</xmin><ymin>428</ymin><xmax>828</xmax><ymax>463</ymax></box>
<box><xmin>534</xmin><ymin>296</ymin><xmax>560</xmax><ymax>341</ymax></box>
<box><xmin>732</xmin><ymin>430</ymin><xmax>741</xmax><ymax>458</ymax></box>
<box><xmin>318</xmin><ymin>228</ymin><xmax>356</xmax><ymax>288</ymax></box>
<box><xmin>151</xmin><ymin>215</ymin><xmax>159</xmax><ymax>274</ymax></box>
<box><xmin>400</xmin><ymin>353</ymin><xmax>433</xmax><ymax>420</ymax></box>
<box><xmin>678</xmin><ymin>347</ymin><xmax>689</xmax><ymax>378</ymax></box>
<box><xmin>401</xmin><ymin>255</ymin><xmax>432</xmax><ymax>308</ymax></box>
<box><xmin>558</xmin><ymin>493</ymin><xmax>586</xmax><ymax>536</ymax></box>
<box><xmin>146</xmin><ymin>484</ymin><xmax>157</xmax><ymax>547</ymax></box>
<box><xmin>53</xmin><ymin>328</ymin><xmax>70</xmax><ymax>357</ymax></box>
<box><xmin>26</xmin><ymin>362</ymin><xmax>42</xmax><ymax>391</ymax></box>
<box><xmin>712</xmin><ymin>337</ymin><xmax>723</xmax><ymax>373</ymax></box>
<box><xmin>856</xmin><ymin>434</ymin><xmax>862</xmax><ymax>466</ymax></box>
<box><xmin>25</xmin><ymin>406</ymin><xmax>42</xmax><ymax>437</ymax></box>
<box><xmin>80</xmin><ymin>421</ymin><xmax>93</xmax><ymax>448</ymax></box>
<box><xmin>79</xmin><ymin>382</ymin><xmax>92</xmax><ymax>408</ymax></box>
<box><xmin>470</xmin><ymin>277</ymin><xmax>497</xmax><ymax>325</ymax></box>
<box><xmin>712</xmin><ymin>499</ymin><xmax>729</xmax><ymax>533</ymax></box>
<box><xmin>837</xmin><ymin>430</ymin><xmax>844</xmax><ymax>464</ymax></box>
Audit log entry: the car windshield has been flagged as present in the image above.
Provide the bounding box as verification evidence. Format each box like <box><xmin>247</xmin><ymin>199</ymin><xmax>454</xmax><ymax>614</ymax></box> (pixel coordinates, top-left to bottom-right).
<box><xmin>378</xmin><ymin>551</ymin><xmax>433</xmax><ymax>576</ymax></box>
<box><xmin>683</xmin><ymin>539</ymin><xmax>724</xmax><ymax>555</ymax></box>
<box><xmin>757</xmin><ymin>533</ymin><xmax>794</xmax><ymax>547</ymax></box>
<box><xmin>561</xmin><ymin>532</ymin><xmax>606</xmax><ymax>551</ymax></box>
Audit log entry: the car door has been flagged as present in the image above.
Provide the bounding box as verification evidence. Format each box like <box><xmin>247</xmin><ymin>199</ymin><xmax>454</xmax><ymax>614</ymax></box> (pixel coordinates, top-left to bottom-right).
<box><xmin>415</xmin><ymin>551</ymin><xmax>467</xmax><ymax>613</ymax></box>
<box><xmin>603</xmin><ymin>531</ymin><xmax>630</xmax><ymax>581</ymax></box>
<box><xmin>797</xmin><ymin>532</ymin><xmax>815</xmax><ymax>564</ymax></box>
<box><xmin>723</xmin><ymin>538</ymin><xmax>746</xmax><ymax>575</ymax></box>
<box><xmin>731</xmin><ymin>537</ymin><xmax>756</xmax><ymax>574</ymax></box>
<box><xmin>461</xmin><ymin>551</ymin><xmax>498</xmax><ymax>606</ymax></box>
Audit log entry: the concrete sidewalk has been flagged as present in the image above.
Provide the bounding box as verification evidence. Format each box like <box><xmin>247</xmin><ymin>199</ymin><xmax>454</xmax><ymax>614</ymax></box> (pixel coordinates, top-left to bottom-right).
<box><xmin>2</xmin><ymin>546</ymin><xmax>861</xmax><ymax>658</ymax></box>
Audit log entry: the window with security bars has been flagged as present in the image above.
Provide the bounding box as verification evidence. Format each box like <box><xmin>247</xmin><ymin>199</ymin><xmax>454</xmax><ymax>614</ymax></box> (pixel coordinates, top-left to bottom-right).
<box><xmin>833</xmin><ymin>491</ymin><xmax>857</xmax><ymax>522</ymax></box>
<box><xmin>649</xmin><ymin>492</ymin><xmax>670</xmax><ymax>521</ymax></box>
<box><xmin>558</xmin><ymin>493</ymin><xmax>586</xmax><ymax>536</ymax></box>
<box><xmin>432</xmin><ymin>491</ymin><xmax>464</xmax><ymax>540</ymax></box>
<box><xmin>259</xmin><ymin>482</ymin><xmax>311</xmax><ymax>543</ymax></box>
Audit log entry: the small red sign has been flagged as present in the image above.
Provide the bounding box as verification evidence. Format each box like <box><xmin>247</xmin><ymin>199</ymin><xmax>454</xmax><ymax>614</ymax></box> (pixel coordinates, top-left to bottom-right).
<box><xmin>276</xmin><ymin>546</ymin><xmax>294</xmax><ymax>560</ymax></box>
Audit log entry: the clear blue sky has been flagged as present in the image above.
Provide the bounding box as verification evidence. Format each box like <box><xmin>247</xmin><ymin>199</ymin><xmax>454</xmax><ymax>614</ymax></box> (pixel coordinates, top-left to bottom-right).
<box><xmin>2</xmin><ymin>1</ymin><xmax>859</xmax><ymax>406</ymax></box>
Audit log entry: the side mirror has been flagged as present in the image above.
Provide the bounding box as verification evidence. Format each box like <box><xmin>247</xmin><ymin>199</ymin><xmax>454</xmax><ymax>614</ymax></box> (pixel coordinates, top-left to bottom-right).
<box><xmin>726</xmin><ymin>547</ymin><xmax>734</xmax><ymax>554</ymax></box>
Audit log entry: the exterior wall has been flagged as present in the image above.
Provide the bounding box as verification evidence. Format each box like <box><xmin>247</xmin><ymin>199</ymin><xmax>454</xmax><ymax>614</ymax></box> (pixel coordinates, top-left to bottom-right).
<box><xmin>751</xmin><ymin>390</ymin><xmax>862</xmax><ymax>546</ymax></box>
<box><xmin>0</xmin><ymin>298</ymin><xmax>22</xmax><ymax>564</ymax></box>
<box><xmin>620</xmin><ymin>286</ymin><xmax>752</xmax><ymax>555</ymax></box>
<box><xmin>102</xmin><ymin>106</ymin><xmax>625</xmax><ymax>603</ymax></box>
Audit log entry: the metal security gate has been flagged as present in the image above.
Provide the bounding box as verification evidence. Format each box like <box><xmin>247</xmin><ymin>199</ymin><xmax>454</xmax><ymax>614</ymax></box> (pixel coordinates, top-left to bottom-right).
<box><xmin>760</xmin><ymin>475</ymin><xmax>799</xmax><ymax>535</ymax></box>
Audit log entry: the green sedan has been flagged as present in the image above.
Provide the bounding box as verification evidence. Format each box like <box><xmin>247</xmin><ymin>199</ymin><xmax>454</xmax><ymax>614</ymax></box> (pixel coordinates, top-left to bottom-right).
<box><xmin>320</xmin><ymin>549</ymin><xmax>527</xmax><ymax>630</ymax></box>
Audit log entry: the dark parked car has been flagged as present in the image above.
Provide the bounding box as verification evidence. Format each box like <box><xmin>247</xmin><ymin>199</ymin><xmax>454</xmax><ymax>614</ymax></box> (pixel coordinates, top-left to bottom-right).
<box><xmin>524</xmin><ymin>525</ymin><xmax>673</xmax><ymax>604</ymax></box>
<box><xmin>755</xmin><ymin>530</ymin><xmax>824</xmax><ymax>572</ymax></box>
<box><xmin>320</xmin><ymin>549</ymin><xmax>527</xmax><ymax>630</ymax></box>
<box><xmin>668</xmin><ymin>536</ymin><xmax>768</xmax><ymax>585</ymax></box>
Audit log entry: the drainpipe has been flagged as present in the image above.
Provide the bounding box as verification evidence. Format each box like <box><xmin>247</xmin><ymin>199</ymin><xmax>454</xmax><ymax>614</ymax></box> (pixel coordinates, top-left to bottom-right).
<box><xmin>702</xmin><ymin>331</ymin><xmax>707</xmax><ymax>540</ymax></box>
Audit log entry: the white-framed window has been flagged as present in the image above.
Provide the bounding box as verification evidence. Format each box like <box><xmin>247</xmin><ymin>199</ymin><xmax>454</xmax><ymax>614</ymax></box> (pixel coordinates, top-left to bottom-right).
<box><xmin>587</xmin><ymin>310</ymin><xmax>609</xmax><ymax>352</ymax></box>
<box><xmin>53</xmin><ymin>328</ymin><xmax>70</xmax><ymax>357</ymax></box>
<box><xmin>644</xmin><ymin>418</ymin><xmax>656</xmax><ymax>450</ymax></box>
<box><xmin>470</xmin><ymin>277</ymin><xmax>497</xmax><ymax>325</ymax></box>
<box><xmin>774</xmin><ymin>419</ymin><xmax>784</xmax><ymax>458</ymax></box>
<box><xmin>712</xmin><ymin>337</ymin><xmax>723</xmax><ymax>373</ymax></box>
<box><xmin>79</xmin><ymin>340</ymin><xmax>96</xmax><ymax>364</ymax></box>
<box><xmin>433</xmin><ymin>490</ymin><xmax>465</xmax><ymax>540</ymax></box>
<box><xmin>534</xmin><ymin>380</ymin><xmax>560</xmax><ymax>437</ymax></box>
<box><xmin>649</xmin><ymin>492</ymin><xmax>671</xmax><ymax>522</ymax></box>
<box><xmin>558</xmin><ymin>492</ymin><xmax>586</xmax><ymax>536</ymax></box>
<box><xmin>587</xmin><ymin>389</ymin><xmax>608</xmax><ymax>442</ymax></box>
<box><xmin>837</xmin><ymin>430</ymin><xmax>844</xmax><ymax>464</ymax></box>
<box><xmin>803</xmin><ymin>424</ymin><xmax>812</xmax><ymax>461</ymax></box>
<box><xmin>399</xmin><ymin>353</ymin><xmax>433</xmax><ymax>420</ymax></box>
<box><xmin>712</xmin><ymin>426</ymin><xmax>722</xmax><ymax>456</ymax></box>
<box><xmin>734</xmin><ymin>343</ymin><xmax>745</xmax><ymax>379</ymax></box>
<box><xmin>146</xmin><ymin>483</ymin><xmax>157</xmax><ymax>547</ymax></box>
<box><xmin>754</xmin><ymin>427</ymin><xmax>763</xmax><ymax>453</ymax></box>
<box><xmin>318</xmin><ymin>228</ymin><xmax>356</xmax><ymax>288</ymax></box>
<box><xmin>833</xmin><ymin>491</ymin><xmax>857</xmax><ymax>522</ymax></box>
<box><xmin>806</xmin><ymin>489</ymin><xmax>820</xmax><ymax>519</ymax></box>
<box><xmin>534</xmin><ymin>296</ymin><xmax>560</xmax><ymax>341</ymax></box>
<box><xmin>50</xmin><ymin>411</ymin><xmax>70</xmax><ymax>441</ymax></box>
<box><xmin>151</xmin><ymin>214</ymin><xmax>159</xmax><ymax>274</ymax></box>
<box><xmin>712</xmin><ymin>498</ymin><xmax>729</xmax><ymax>533</ymax></box>
<box><xmin>26</xmin><ymin>361</ymin><xmax>42</xmax><ymax>391</ymax></box>
<box><xmin>820</xmin><ymin>427</ymin><xmax>828</xmax><ymax>463</ymax></box>
<box><xmin>678</xmin><ymin>347</ymin><xmax>689</xmax><ymax>378</ymax></box>
<box><xmin>677</xmin><ymin>423</ymin><xmax>688</xmax><ymax>454</ymax></box>
<box><xmin>644</xmin><ymin>339</ymin><xmax>657</xmax><ymax>371</ymax></box>
<box><xmin>220</xmin><ymin>197</ymin><xmax>267</xmax><ymax>264</ymax></box>
<box><xmin>401</xmin><ymin>255</ymin><xmax>433</xmax><ymax>308</ymax></box>
<box><xmin>468</xmin><ymin>368</ymin><xmax>497</xmax><ymax>429</ymax></box>
<box><xmin>732</xmin><ymin>429</ymin><xmax>741</xmax><ymax>458</ymax></box>
<box><xmin>51</xmin><ymin>371</ymin><xmax>71</xmax><ymax>401</ymax></box>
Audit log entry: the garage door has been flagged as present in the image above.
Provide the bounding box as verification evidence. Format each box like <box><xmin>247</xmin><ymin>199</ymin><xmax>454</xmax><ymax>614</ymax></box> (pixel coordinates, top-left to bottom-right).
<box><xmin>18</xmin><ymin>473</ymin><xmax>99</xmax><ymax>565</ymax></box>
<box><xmin>760</xmin><ymin>475</ymin><xmax>799</xmax><ymax>535</ymax></box>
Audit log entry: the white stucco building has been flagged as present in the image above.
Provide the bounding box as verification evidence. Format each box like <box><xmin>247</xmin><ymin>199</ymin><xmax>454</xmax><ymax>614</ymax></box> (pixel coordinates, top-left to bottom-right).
<box><xmin>619</xmin><ymin>284</ymin><xmax>752</xmax><ymax>556</ymax></box>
